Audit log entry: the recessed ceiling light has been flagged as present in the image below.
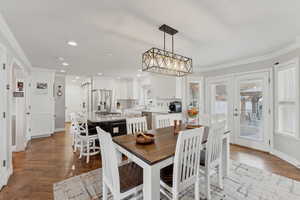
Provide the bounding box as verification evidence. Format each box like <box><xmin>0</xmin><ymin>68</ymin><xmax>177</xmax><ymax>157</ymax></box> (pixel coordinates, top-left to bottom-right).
<box><xmin>75</xmin><ymin>76</ymin><xmax>80</xmax><ymax>79</ymax></box>
<box><xmin>60</xmin><ymin>69</ymin><xmax>66</xmax><ymax>73</ymax></box>
<box><xmin>98</xmin><ymin>72</ymin><xmax>103</xmax><ymax>76</ymax></box>
<box><xmin>67</xmin><ymin>40</ymin><xmax>78</xmax><ymax>47</ymax></box>
<box><xmin>137</xmin><ymin>74</ymin><xmax>141</xmax><ymax>77</ymax></box>
<box><xmin>62</xmin><ymin>62</ymin><xmax>69</xmax><ymax>66</ymax></box>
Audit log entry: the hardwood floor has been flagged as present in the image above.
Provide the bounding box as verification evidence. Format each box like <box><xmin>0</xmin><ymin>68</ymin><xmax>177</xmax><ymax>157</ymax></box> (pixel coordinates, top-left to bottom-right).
<box><xmin>1</xmin><ymin>128</ymin><xmax>300</xmax><ymax>200</ymax></box>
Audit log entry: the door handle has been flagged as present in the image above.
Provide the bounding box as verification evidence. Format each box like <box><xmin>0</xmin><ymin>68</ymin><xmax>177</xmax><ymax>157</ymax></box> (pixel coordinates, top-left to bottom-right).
<box><xmin>26</xmin><ymin>112</ymin><xmax>30</xmax><ymax>115</ymax></box>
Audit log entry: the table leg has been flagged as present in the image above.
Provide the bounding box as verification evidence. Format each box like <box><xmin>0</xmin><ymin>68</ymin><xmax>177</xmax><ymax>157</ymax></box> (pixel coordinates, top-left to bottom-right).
<box><xmin>222</xmin><ymin>135</ymin><xmax>230</xmax><ymax>177</ymax></box>
<box><xmin>116</xmin><ymin>149</ymin><xmax>123</xmax><ymax>165</ymax></box>
<box><xmin>143</xmin><ymin>164</ymin><xmax>161</xmax><ymax>200</ymax></box>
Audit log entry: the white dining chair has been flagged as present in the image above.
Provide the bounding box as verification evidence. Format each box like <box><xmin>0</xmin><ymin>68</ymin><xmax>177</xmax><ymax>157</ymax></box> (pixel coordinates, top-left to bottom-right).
<box><xmin>160</xmin><ymin>127</ymin><xmax>205</xmax><ymax>200</ymax></box>
<box><xmin>155</xmin><ymin>114</ymin><xmax>172</xmax><ymax>129</ymax></box>
<box><xmin>126</xmin><ymin>116</ymin><xmax>148</xmax><ymax>135</ymax></box>
<box><xmin>70</xmin><ymin>112</ymin><xmax>78</xmax><ymax>148</ymax></box>
<box><xmin>199</xmin><ymin>121</ymin><xmax>226</xmax><ymax>200</ymax></box>
<box><xmin>73</xmin><ymin>119</ymin><xmax>100</xmax><ymax>163</ymax></box>
<box><xmin>97</xmin><ymin>127</ymin><xmax>143</xmax><ymax>200</ymax></box>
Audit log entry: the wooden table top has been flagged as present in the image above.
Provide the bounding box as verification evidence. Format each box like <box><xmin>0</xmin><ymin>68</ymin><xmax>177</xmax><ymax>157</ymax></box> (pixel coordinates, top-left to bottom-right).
<box><xmin>113</xmin><ymin>126</ymin><xmax>230</xmax><ymax>165</ymax></box>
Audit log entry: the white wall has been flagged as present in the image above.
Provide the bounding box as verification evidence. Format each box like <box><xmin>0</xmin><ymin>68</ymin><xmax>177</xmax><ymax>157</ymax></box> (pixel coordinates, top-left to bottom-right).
<box><xmin>200</xmin><ymin>47</ymin><xmax>300</xmax><ymax>165</ymax></box>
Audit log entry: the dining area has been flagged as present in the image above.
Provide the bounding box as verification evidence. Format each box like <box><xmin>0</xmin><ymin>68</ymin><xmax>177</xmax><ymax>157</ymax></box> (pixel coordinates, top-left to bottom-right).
<box><xmin>70</xmin><ymin>112</ymin><xmax>230</xmax><ymax>200</ymax></box>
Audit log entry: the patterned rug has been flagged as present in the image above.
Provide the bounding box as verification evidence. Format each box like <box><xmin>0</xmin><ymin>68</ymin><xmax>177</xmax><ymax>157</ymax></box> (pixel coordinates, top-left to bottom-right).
<box><xmin>53</xmin><ymin>161</ymin><xmax>300</xmax><ymax>200</ymax></box>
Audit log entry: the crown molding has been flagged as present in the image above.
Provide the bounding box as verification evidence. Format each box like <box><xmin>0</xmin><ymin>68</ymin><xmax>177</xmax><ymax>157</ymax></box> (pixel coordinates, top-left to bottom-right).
<box><xmin>31</xmin><ymin>67</ymin><xmax>56</xmax><ymax>73</ymax></box>
<box><xmin>0</xmin><ymin>13</ymin><xmax>32</xmax><ymax>71</ymax></box>
<box><xmin>198</xmin><ymin>40</ymin><xmax>300</xmax><ymax>72</ymax></box>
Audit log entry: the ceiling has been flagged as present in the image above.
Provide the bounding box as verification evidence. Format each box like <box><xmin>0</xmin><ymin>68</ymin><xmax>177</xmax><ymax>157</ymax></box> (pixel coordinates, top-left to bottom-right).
<box><xmin>1</xmin><ymin>0</ymin><xmax>300</xmax><ymax>77</ymax></box>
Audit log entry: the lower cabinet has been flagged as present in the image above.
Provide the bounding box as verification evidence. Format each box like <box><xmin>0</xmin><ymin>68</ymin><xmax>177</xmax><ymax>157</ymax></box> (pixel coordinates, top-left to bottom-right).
<box><xmin>88</xmin><ymin>119</ymin><xmax>127</xmax><ymax>137</ymax></box>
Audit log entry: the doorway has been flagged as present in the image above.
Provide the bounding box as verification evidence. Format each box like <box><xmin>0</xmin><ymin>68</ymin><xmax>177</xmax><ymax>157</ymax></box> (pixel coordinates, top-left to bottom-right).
<box><xmin>233</xmin><ymin>72</ymin><xmax>271</xmax><ymax>151</ymax></box>
<box><xmin>206</xmin><ymin>70</ymin><xmax>271</xmax><ymax>152</ymax></box>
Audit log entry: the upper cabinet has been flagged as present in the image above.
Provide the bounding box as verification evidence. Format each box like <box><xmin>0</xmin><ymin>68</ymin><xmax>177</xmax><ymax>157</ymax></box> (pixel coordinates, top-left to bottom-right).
<box><xmin>150</xmin><ymin>74</ymin><xmax>177</xmax><ymax>99</ymax></box>
<box><xmin>115</xmin><ymin>78</ymin><xmax>140</xmax><ymax>100</ymax></box>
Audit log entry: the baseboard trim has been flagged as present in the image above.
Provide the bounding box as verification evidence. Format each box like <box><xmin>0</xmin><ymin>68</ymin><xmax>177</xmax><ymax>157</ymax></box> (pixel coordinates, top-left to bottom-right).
<box><xmin>31</xmin><ymin>134</ymin><xmax>51</xmax><ymax>139</ymax></box>
<box><xmin>271</xmin><ymin>149</ymin><xmax>300</xmax><ymax>169</ymax></box>
<box><xmin>0</xmin><ymin>166</ymin><xmax>13</xmax><ymax>190</ymax></box>
<box><xmin>54</xmin><ymin>128</ymin><xmax>65</xmax><ymax>132</ymax></box>
<box><xmin>11</xmin><ymin>145</ymin><xmax>16</xmax><ymax>152</ymax></box>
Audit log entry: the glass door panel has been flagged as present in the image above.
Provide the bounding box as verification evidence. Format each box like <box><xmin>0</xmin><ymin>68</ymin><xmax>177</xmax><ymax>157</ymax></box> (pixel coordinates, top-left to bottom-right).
<box><xmin>239</xmin><ymin>80</ymin><xmax>264</xmax><ymax>141</ymax></box>
<box><xmin>206</xmin><ymin>78</ymin><xmax>233</xmax><ymax>131</ymax></box>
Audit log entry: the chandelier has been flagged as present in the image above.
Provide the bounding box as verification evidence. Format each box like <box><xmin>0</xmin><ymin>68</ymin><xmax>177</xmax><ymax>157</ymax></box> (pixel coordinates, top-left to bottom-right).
<box><xmin>142</xmin><ymin>24</ymin><xmax>193</xmax><ymax>77</ymax></box>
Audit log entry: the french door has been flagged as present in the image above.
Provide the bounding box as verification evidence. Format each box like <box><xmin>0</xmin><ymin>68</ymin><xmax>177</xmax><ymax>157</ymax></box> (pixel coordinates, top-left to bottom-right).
<box><xmin>206</xmin><ymin>76</ymin><xmax>234</xmax><ymax>139</ymax></box>
<box><xmin>233</xmin><ymin>72</ymin><xmax>271</xmax><ymax>151</ymax></box>
<box><xmin>206</xmin><ymin>71</ymin><xmax>271</xmax><ymax>152</ymax></box>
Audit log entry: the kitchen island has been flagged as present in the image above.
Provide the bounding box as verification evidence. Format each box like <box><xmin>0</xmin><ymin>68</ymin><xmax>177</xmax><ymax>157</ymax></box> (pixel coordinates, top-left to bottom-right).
<box><xmin>87</xmin><ymin>112</ymin><xmax>141</xmax><ymax>137</ymax></box>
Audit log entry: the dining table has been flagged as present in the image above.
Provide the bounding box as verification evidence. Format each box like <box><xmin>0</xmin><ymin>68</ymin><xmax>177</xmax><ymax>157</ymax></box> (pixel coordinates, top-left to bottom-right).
<box><xmin>113</xmin><ymin>126</ymin><xmax>231</xmax><ymax>200</ymax></box>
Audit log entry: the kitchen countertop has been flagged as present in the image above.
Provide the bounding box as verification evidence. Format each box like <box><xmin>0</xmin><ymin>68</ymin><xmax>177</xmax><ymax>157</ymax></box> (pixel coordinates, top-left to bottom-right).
<box><xmin>87</xmin><ymin>112</ymin><xmax>141</xmax><ymax>123</ymax></box>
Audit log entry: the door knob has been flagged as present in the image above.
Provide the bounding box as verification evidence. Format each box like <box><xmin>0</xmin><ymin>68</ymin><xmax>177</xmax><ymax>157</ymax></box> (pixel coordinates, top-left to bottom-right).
<box><xmin>26</xmin><ymin>112</ymin><xmax>30</xmax><ymax>115</ymax></box>
<box><xmin>234</xmin><ymin>113</ymin><xmax>239</xmax><ymax>117</ymax></box>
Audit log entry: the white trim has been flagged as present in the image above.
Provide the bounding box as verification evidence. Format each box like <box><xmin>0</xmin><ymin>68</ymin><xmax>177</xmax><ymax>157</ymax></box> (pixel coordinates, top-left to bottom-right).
<box><xmin>31</xmin><ymin>134</ymin><xmax>51</xmax><ymax>139</ymax></box>
<box><xmin>31</xmin><ymin>67</ymin><xmax>56</xmax><ymax>73</ymax></box>
<box><xmin>198</xmin><ymin>40</ymin><xmax>300</xmax><ymax>72</ymax></box>
<box><xmin>11</xmin><ymin>145</ymin><xmax>16</xmax><ymax>152</ymax></box>
<box><xmin>0</xmin><ymin>13</ymin><xmax>32</xmax><ymax>71</ymax></box>
<box><xmin>0</xmin><ymin>166</ymin><xmax>13</xmax><ymax>189</ymax></box>
<box><xmin>271</xmin><ymin>149</ymin><xmax>300</xmax><ymax>169</ymax></box>
<box><xmin>54</xmin><ymin>128</ymin><xmax>65</xmax><ymax>132</ymax></box>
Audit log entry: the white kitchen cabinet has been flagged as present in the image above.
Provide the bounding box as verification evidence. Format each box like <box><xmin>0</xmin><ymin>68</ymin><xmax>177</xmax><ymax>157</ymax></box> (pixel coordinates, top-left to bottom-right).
<box><xmin>150</xmin><ymin>74</ymin><xmax>177</xmax><ymax>99</ymax></box>
<box><xmin>115</xmin><ymin>78</ymin><xmax>140</xmax><ymax>100</ymax></box>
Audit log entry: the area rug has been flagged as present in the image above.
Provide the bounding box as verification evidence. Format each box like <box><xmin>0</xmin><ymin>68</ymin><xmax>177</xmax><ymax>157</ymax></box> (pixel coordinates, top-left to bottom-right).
<box><xmin>53</xmin><ymin>161</ymin><xmax>300</xmax><ymax>200</ymax></box>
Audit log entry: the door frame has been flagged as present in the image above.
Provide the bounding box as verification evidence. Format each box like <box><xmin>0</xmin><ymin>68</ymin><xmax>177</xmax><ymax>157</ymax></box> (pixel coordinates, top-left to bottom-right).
<box><xmin>233</xmin><ymin>71</ymin><xmax>272</xmax><ymax>152</ymax></box>
<box><xmin>205</xmin><ymin>68</ymin><xmax>273</xmax><ymax>152</ymax></box>
<box><xmin>0</xmin><ymin>43</ymin><xmax>11</xmax><ymax>189</ymax></box>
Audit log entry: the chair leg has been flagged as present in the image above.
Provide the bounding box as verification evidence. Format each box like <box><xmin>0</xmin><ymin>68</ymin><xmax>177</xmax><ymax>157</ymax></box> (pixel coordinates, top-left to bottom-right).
<box><xmin>218</xmin><ymin>164</ymin><xmax>223</xmax><ymax>190</ymax></box>
<box><xmin>205</xmin><ymin>173</ymin><xmax>211</xmax><ymax>200</ymax></box>
<box><xmin>86</xmin><ymin>139</ymin><xmax>90</xmax><ymax>163</ymax></box>
<box><xmin>102</xmin><ymin>182</ymin><xmax>108</xmax><ymax>200</ymax></box>
<box><xmin>173</xmin><ymin>193</ymin><xmax>179</xmax><ymax>200</ymax></box>
<box><xmin>195</xmin><ymin>179</ymin><xmax>200</xmax><ymax>200</ymax></box>
<box><xmin>73</xmin><ymin>136</ymin><xmax>77</xmax><ymax>152</ymax></box>
<box><xmin>79</xmin><ymin>140</ymin><xmax>83</xmax><ymax>159</ymax></box>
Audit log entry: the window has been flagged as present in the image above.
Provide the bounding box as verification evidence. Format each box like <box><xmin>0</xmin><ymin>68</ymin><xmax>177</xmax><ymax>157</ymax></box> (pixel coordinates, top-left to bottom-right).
<box><xmin>275</xmin><ymin>59</ymin><xmax>299</xmax><ymax>137</ymax></box>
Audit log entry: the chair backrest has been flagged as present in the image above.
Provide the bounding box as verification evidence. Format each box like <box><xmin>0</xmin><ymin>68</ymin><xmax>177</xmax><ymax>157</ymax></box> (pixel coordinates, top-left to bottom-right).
<box><xmin>96</xmin><ymin>127</ymin><xmax>120</xmax><ymax>194</ymax></box>
<box><xmin>70</xmin><ymin>112</ymin><xmax>78</xmax><ymax>133</ymax></box>
<box><xmin>72</xmin><ymin>117</ymin><xmax>89</xmax><ymax>136</ymax></box>
<box><xmin>126</xmin><ymin>116</ymin><xmax>147</xmax><ymax>135</ymax></box>
<box><xmin>155</xmin><ymin>114</ymin><xmax>172</xmax><ymax>129</ymax></box>
<box><xmin>205</xmin><ymin>121</ymin><xmax>226</xmax><ymax>167</ymax></box>
<box><xmin>173</xmin><ymin>127</ymin><xmax>204</xmax><ymax>192</ymax></box>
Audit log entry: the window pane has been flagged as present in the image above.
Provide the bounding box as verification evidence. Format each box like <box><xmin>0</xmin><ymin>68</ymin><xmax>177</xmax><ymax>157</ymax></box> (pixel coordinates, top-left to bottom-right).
<box><xmin>278</xmin><ymin>104</ymin><xmax>296</xmax><ymax>135</ymax></box>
